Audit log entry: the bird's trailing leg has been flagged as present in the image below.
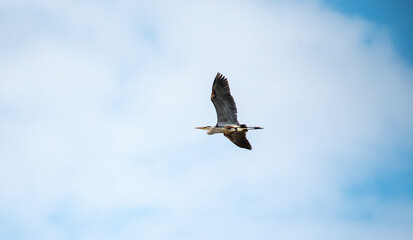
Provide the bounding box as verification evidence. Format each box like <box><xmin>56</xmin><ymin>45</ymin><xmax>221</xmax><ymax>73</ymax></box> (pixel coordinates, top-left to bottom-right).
<box><xmin>224</xmin><ymin>125</ymin><xmax>263</xmax><ymax>132</ymax></box>
<box><xmin>239</xmin><ymin>124</ymin><xmax>263</xmax><ymax>130</ymax></box>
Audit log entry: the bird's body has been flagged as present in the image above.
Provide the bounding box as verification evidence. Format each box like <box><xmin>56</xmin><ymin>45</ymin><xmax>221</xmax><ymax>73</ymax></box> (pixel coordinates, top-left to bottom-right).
<box><xmin>195</xmin><ymin>73</ymin><xmax>263</xmax><ymax>150</ymax></box>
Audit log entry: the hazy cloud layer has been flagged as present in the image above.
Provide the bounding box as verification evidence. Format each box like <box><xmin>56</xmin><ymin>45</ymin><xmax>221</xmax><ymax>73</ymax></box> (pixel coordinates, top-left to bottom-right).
<box><xmin>0</xmin><ymin>0</ymin><xmax>412</xmax><ymax>239</ymax></box>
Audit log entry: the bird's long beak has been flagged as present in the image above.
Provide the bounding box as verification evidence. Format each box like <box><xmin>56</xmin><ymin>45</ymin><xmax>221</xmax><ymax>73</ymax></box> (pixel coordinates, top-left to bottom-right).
<box><xmin>194</xmin><ymin>126</ymin><xmax>207</xmax><ymax>130</ymax></box>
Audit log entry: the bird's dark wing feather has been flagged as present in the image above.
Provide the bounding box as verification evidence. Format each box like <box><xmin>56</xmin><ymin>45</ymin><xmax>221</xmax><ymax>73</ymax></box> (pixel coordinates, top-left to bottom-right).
<box><xmin>224</xmin><ymin>131</ymin><xmax>252</xmax><ymax>150</ymax></box>
<box><xmin>211</xmin><ymin>72</ymin><xmax>239</xmax><ymax>125</ymax></box>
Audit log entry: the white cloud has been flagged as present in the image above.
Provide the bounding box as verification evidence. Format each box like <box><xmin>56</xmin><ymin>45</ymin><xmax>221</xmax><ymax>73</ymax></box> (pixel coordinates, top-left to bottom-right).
<box><xmin>0</xmin><ymin>0</ymin><xmax>412</xmax><ymax>239</ymax></box>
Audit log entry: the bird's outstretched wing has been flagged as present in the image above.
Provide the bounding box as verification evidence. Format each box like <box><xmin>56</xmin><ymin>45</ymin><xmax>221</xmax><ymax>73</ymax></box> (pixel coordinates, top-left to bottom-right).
<box><xmin>211</xmin><ymin>73</ymin><xmax>239</xmax><ymax>125</ymax></box>
<box><xmin>224</xmin><ymin>131</ymin><xmax>252</xmax><ymax>150</ymax></box>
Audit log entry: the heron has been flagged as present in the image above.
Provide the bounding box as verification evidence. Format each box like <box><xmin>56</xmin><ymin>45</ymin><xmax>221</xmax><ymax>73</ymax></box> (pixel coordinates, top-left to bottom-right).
<box><xmin>195</xmin><ymin>72</ymin><xmax>263</xmax><ymax>150</ymax></box>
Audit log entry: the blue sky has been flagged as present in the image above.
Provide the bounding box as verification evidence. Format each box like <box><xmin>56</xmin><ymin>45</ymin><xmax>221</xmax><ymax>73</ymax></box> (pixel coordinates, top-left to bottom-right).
<box><xmin>0</xmin><ymin>0</ymin><xmax>412</xmax><ymax>239</ymax></box>
<box><xmin>324</xmin><ymin>0</ymin><xmax>413</xmax><ymax>63</ymax></box>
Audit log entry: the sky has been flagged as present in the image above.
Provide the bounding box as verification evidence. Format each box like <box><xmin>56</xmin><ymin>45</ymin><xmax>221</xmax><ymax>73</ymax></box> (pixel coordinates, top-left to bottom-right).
<box><xmin>324</xmin><ymin>0</ymin><xmax>413</xmax><ymax>62</ymax></box>
<box><xmin>0</xmin><ymin>0</ymin><xmax>412</xmax><ymax>239</ymax></box>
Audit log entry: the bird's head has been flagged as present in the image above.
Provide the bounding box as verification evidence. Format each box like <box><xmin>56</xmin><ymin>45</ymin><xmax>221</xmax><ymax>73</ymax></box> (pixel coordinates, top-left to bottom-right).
<box><xmin>194</xmin><ymin>126</ymin><xmax>212</xmax><ymax>130</ymax></box>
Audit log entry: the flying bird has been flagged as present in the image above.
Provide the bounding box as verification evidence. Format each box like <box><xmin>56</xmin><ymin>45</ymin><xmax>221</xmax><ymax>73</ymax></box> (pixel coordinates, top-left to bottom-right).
<box><xmin>195</xmin><ymin>72</ymin><xmax>263</xmax><ymax>150</ymax></box>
